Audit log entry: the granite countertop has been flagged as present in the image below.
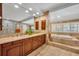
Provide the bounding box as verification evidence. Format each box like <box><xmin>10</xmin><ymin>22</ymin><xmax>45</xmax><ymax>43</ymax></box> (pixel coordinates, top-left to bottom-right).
<box><xmin>0</xmin><ymin>32</ymin><xmax>46</xmax><ymax>44</ymax></box>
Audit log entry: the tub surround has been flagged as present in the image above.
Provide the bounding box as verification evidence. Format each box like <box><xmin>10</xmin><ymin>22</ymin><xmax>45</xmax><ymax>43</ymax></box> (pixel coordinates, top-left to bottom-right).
<box><xmin>49</xmin><ymin>34</ymin><xmax>79</xmax><ymax>54</ymax></box>
<box><xmin>0</xmin><ymin>32</ymin><xmax>46</xmax><ymax>56</ymax></box>
<box><xmin>51</xmin><ymin>34</ymin><xmax>78</xmax><ymax>40</ymax></box>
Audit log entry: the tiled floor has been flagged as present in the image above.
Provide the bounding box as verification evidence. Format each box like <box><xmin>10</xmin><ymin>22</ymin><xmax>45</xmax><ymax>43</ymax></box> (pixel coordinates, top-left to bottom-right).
<box><xmin>37</xmin><ymin>45</ymin><xmax>79</xmax><ymax>56</ymax></box>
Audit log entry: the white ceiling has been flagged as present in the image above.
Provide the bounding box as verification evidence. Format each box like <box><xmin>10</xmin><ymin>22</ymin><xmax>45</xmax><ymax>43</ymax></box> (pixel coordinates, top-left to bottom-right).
<box><xmin>49</xmin><ymin>4</ymin><xmax>79</xmax><ymax>22</ymax></box>
<box><xmin>2</xmin><ymin>3</ymin><xmax>77</xmax><ymax>22</ymax></box>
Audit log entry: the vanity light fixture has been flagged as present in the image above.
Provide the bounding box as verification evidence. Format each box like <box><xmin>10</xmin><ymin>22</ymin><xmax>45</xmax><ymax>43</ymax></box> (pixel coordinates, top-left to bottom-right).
<box><xmin>25</xmin><ymin>10</ymin><xmax>29</xmax><ymax>13</ymax></box>
<box><xmin>29</xmin><ymin>8</ymin><xmax>32</xmax><ymax>11</ymax></box>
<box><xmin>14</xmin><ymin>5</ymin><xmax>19</xmax><ymax>8</ymax></box>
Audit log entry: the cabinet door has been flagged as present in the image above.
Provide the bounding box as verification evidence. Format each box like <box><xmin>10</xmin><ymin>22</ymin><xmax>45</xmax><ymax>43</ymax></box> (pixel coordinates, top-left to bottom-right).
<box><xmin>39</xmin><ymin>35</ymin><xmax>46</xmax><ymax>46</ymax></box>
<box><xmin>41</xmin><ymin>20</ymin><xmax>46</xmax><ymax>30</ymax></box>
<box><xmin>32</xmin><ymin>36</ymin><xmax>40</xmax><ymax>50</ymax></box>
<box><xmin>0</xmin><ymin>3</ymin><xmax>2</xmax><ymax>31</ymax></box>
<box><xmin>38</xmin><ymin>36</ymin><xmax>43</xmax><ymax>46</ymax></box>
<box><xmin>2</xmin><ymin>43</ymin><xmax>23</xmax><ymax>56</ymax></box>
<box><xmin>0</xmin><ymin>45</ymin><xmax>2</xmax><ymax>56</ymax></box>
<box><xmin>23</xmin><ymin>39</ymin><xmax>32</xmax><ymax>55</ymax></box>
<box><xmin>41</xmin><ymin>35</ymin><xmax>46</xmax><ymax>44</ymax></box>
<box><xmin>35</xmin><ymin>21</ymin><xmax>39</xmax><ymax>30</ymax></box>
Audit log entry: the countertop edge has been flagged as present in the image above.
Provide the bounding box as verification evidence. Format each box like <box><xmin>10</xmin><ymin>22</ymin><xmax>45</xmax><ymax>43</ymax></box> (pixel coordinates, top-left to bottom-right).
<box><xmin>0</xmin><ymin>32</ymin><xmax>46</xmax><ymax>44</ymax></box>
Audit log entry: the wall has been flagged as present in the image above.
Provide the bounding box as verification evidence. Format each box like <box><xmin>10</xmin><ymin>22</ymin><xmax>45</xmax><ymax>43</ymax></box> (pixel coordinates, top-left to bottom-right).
<box><xmin>22</xmin><ymin>18</ymin><xmax>34</xmax><ymax>25</ymax></box>
<box><xmin>49</xmin><ymin>4</ymin><xmax>79</xmax><ymax>33</ymax></box>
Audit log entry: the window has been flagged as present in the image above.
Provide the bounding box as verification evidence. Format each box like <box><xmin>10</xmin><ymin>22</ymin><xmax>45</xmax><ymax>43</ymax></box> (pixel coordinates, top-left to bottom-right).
<box><xmin>70</xmin><ymin>23</ymin><xmax>78</xmax><ymax>32</ymax></box>
<box><xmin>63</xmin><ymin>23</ymin><xmax>70</xmax><ymax>32</ymax></box>
<box><xmin>77</xmin><ymin>23</ymin><xmax>79</xmax><ymax>32</ymax></box>
<box><xmin>51</xmin><ymin>22</ymin><xmax>79</xmax><ymax>33</ymax></box>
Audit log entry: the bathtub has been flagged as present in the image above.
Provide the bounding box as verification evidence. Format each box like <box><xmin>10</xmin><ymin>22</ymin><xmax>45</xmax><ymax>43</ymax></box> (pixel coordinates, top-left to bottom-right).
<box><xmin>51</xmin><ymin>34</ymin><xmax>79</xmax><ymax>47</ymax></box>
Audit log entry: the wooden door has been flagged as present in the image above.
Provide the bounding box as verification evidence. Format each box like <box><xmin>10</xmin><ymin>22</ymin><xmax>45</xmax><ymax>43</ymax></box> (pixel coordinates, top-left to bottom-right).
<box><xmin>0</xmin><ymin>3</ymin><xmax>2</xmax><ymax>31</ymax></box>
<box><xmin>23</xmin><ymin>39</ymin><xmax>32</xmax><ymax>55</ymax></box>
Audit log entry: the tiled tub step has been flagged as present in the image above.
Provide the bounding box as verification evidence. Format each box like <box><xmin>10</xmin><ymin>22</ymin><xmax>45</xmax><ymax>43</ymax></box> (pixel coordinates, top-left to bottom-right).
<box><xmin>51</xmin><ymin>38</ymin><xmax>79</xmax><ymax>47</ymax></box>
<box><xmin>48</xmin><ymin>41</ymin><xmax>79</xmax><ymax>54</ymax></box>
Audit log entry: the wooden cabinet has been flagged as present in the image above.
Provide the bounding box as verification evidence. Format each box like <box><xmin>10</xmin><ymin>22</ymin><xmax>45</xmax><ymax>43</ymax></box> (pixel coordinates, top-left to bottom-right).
<box><xmin>32</xmin><ymin>36</ymin><xmax>40</xmax><ymax>50</ymax></box>
<box><xmin>0</xmin><ymin>34</ymin><xmax>46</xmax><ymax>56</ymax></box>
<box><xmin>23</xmin><ymin>38</ymin><xmax>32</xmax><ymax>55</ymax></box>
<box><xmin>35</xmin><ymin>20</ymin><xmax>46</xmax><ymax>30</ymax></box>
<box><xmin>2</xmin><ymin>45</ymin><xmax>22</xmax><ymax>56</ymax></box>
<box><xmin>41</xmin><ymin>34</ymin><xmax>46</xmax><ymax>44</ymax></box>
<box><xmin>41</xmin><ymin>20</ymin><xmax>46</xmax><ymax>30</ymax></box>
<box><xmin>2</xmin><ymin>40</ymin><xmax>23</xmax><ymax>56</ymax></box>
<box><xmin>0</xmin><ymin>45</ymin><xmax>2</xmax><ymax>56</ymax></box>
<box><xmin>32</xmin><ymin>35</ymin><xmax>46</xmax><ymax>50</ymax></box>
<box><xmin>38</xmin><ymin>35</ymin><xmax>46</xmax><ymax>46</ymax></box>
<box><xmin>0</xmin><ymin>3</ymin><xmax>2</xmax><ymax>31</ymax></box>
<box><xmin>35</xmin><ymin>21</ymin><xmax>39</xmax><ymax>30</ymax></box>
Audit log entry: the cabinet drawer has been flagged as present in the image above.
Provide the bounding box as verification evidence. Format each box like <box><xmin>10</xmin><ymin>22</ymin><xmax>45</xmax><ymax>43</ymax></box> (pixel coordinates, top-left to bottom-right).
<box><xmin>0</xmin><ymin>44</ymin><xmax>2</xmax><ymax>56</ymax></box>
<box><xmin>2</xmin><ymin>42</ymin><xmax>12</xmax><ymax>48</ymax></box>
<box><xmin>2</xmin><ymin>40</ymin><xmax>23</xmax><ymax>48</ymax></box>
<box><xmin>12</xmin><ymin>40</ymin><xmax>23</xmax><ymax>45</ymax></box>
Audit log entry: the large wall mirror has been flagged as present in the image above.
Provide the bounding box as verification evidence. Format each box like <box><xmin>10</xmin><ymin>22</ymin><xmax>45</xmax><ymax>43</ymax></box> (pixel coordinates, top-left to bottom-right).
<box><xmin>22</xmin><ymin>17</ymin><xmax>35</xmax><ymax>33</ymax></box>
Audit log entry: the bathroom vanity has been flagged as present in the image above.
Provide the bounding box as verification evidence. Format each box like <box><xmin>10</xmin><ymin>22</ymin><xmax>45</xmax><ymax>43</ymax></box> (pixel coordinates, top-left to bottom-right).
<box><xmin>0</xmin><ymin>33</ymin><xmax>46</xmax><ymax>56</ymax></box>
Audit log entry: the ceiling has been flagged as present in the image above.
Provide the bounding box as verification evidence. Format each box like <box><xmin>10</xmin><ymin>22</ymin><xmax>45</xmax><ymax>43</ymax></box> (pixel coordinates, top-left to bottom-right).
<box><xmin>2</xmin><ymin>3</ymin><xmax>77</xmax><ymax>22</ymax></box>
<box><xmin>49</xmin><ymin>4</ymin><xmax>79</xmax><ymax>22</ymax></box>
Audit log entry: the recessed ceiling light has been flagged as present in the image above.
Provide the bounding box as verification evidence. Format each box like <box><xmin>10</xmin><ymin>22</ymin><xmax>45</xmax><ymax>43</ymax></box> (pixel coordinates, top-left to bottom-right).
<box><xmin>25</xmin><ymin>10</ymin><xmax>29</xmax><ymax>13</ymax></box>
<box><xmin>29</xmin><ymin>8</ymin><xmax>32</xmax><ymax>11</ymax></box>
<box><xmin>36</xmin><ymin>12</ymin><xmax>39</xmax><ymax>15</ymax></box>
<box><xmin>18</xmin><ymin>3</ymin><xmax>22</xmax><ymax>5</ymax></box>
<box><xmin>33</xmin><ymin>14</ymin><xmax>36</xmax><ymax>16</ymax></box>
<box><xmin>0</xmin><ymin>16</ymin><xmax>2</xmax><ymax>19</ymax></box>
<box><xmin>14</xmin><ymin>5</ymin><xmax>19</xmax><ymax>8</ymax></box>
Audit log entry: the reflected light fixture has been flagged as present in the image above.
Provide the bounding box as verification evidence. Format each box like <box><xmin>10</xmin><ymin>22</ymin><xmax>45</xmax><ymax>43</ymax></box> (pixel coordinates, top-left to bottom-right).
<box><xmin>33</xmin><ymin>14</ymin><xmax>36</xmax><ymax>16</ymax></box>
<box><xmin>25</xmin><ymin>10</ymin><xmax>29</xmax><ymax>13</ymax></box>
<box><xmin>14</xmin><ymin>5</ymin><xmax>19</xmax><ymax>8</ymax></box>
<box><xmin>36</xmin><ymin>12</ymin><xmax>39</xmax><ymax>15</ymax></box>
<box><xmin>57</xmin><ymin>15</ymin><xmax>61</xmax><ymax>18</ymax></box>
<box><xmin>29</xmin><ymin>8</ymin><xmax>32</xmax><ymax>11</ymax></box>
